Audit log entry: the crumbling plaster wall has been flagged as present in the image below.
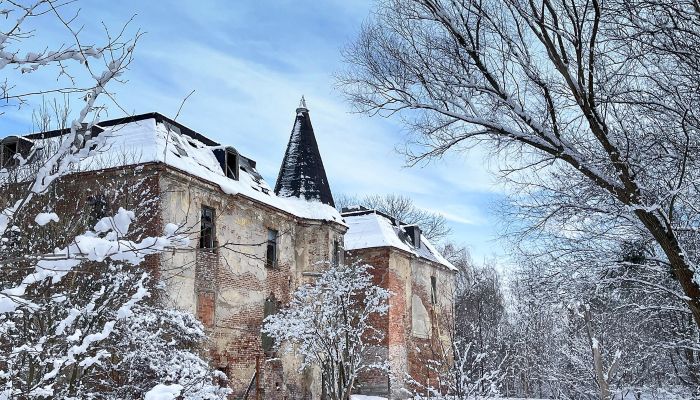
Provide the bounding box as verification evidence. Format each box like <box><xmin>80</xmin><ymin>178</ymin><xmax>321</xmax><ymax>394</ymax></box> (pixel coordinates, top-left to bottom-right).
<box><xmin>158</xmin><ymin>169</ymin><xmax>345</xmax><ymax>399</ymax></box>
<box><xmin>406</xmin><ymin>254</ymin><xmax>456</xmax><ymax>395</ymax></box>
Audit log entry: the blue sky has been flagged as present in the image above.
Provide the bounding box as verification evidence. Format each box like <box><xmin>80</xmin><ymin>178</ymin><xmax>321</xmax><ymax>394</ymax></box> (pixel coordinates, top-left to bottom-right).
<box><xmin>0</xmin><ymin>0</ymin><xmax>508</xmax><ymax>263</ymax></box>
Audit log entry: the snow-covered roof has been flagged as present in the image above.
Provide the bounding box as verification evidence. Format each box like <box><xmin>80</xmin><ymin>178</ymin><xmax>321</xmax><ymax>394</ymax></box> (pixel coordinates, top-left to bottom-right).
<box><xmin>342</xmin><ymin>209</ymin><xmax>456</xmax><ymax>271</ymax></box>
<box><xmin>14</xmin><ymin>113</ymin><xmax>343</xmax><ymax>224</ymax></box>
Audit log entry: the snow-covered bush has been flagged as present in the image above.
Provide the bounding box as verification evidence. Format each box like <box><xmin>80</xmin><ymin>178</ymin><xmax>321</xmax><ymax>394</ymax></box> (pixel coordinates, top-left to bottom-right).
<box><xmin>406</xmin><ymin>340</ymin><xmax>505</xmax><ymax>400</ymax></box>
<box><xmin>262</xmin><ymin>263</ymin><xmax>390</xmax><ymax>400</ymax></box>
<box><xmin>0</xmin><ymin>166</ymin><xmax>228</xmax><ymax>398</ymax></box>
<box><xmin>103</xmin><ymin>305</ymin><xmax>229</xmax><ymax>399</ymax></box>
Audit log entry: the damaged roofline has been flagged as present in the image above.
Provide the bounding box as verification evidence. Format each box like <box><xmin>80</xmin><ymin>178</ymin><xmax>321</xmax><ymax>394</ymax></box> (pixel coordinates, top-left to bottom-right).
<box><xmin>341</xmin><ymin>207</ymin><xmax>409</xmax><ymax>227</ymax></box>
<box><xmin>21</xmin><ymin>112</ymin><xmax>218</xmax><ymax>147</ymax></box>
<box><xmin>11</xmin><ymin>111</ymin><xmax>265</xmax><ymax>175</ymax></box>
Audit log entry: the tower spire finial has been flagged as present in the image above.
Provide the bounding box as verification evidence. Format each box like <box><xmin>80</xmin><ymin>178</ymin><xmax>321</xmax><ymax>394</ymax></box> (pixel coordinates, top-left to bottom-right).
<box><xmin>296</xmin><ymin>95</ymin><xmax>308</xmax><ymax>114</ymax></box>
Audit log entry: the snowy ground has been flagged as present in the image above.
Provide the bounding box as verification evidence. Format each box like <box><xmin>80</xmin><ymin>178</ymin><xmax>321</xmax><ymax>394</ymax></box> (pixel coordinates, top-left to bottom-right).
<box><xmin>348</xmin><ymin>395</ymin><xmax>548</xmax><ymax>400</ymax></box>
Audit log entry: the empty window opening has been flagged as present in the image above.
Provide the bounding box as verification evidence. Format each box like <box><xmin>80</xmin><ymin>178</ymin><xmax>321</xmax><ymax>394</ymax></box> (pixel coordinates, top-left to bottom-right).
<box><xmin>430</xmin><ymin>275</ymin><xmax>437</xmax><ymax>304</ymax></box>
<box><xmin>405</xmin><ymin>225</ymin><xmax>422</xmax><ymax>248</ymax></box>
<box><xmin>266</xmin><ymin>229</ymin><xmax>278</xmax><ymax>268</ymax></box>
<box><xmin>87</xmin><ymin>195</ymin><xmax>108</xmax><ymax>227</ymax></box>
<box><xmin>332</xmin><ymin>239</ymin><xmax>342</xmax><ymax>266</ymax></box>
<box><xmin>200</xmin><ymin>206</ymin><xmax>215</xmax><ymax>249</ymax></box>
<box><xmin>225</xmin><ymin>150</ymin><xmax>239</xmax><ymax>180</ymax></box>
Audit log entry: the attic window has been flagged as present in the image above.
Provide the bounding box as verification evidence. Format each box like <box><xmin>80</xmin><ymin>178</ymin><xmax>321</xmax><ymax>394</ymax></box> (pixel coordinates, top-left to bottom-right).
<box><xmin>405</xmin><ymin>225</ymin><xmax>422</xmax><ymax>248</ymax></box>
<box><xmin>225</xmin><ymin>150</ymin><xmax>239</xmax><ymax>180</ymax></box>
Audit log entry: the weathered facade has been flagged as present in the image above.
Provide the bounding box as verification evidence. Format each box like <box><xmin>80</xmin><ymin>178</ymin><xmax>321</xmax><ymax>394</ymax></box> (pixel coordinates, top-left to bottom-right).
<box><xmin>343</xmin><ymin>208</ymin><xmax>457</xmax><ymax>399</ymax></box>
<box><xmin>2</xmin><ymin>100</ymin><xmax>457</xmax><ymax>399</ymax></box>
<box><xmin>158</xmin><ymin>165</ymin><xmax>345</xmax><ymax>399</ymax></box>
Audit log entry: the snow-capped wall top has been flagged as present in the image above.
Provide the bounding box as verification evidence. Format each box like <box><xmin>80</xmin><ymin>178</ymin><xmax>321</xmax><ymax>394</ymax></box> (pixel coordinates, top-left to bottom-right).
<box><xmin>274</xmin><ymin>98</ymin><xmax>335</xmax><ymax>207</ymax></box>
<box><xmin>14</xmin><ymin>113</ymin><xmax>344</xmax><ymax>224</ymax></box>
<box><xmin>342</xmin><ymin>209</ymin><xmax>456</xmax><ymax>271</ymax></box>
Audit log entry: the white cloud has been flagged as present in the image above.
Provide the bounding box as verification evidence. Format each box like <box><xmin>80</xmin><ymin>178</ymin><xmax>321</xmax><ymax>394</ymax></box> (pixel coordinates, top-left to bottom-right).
<box><xmin>420</xmin><ymin>205</ymin><xmax>485</xmax><ymax>226</ymax></box>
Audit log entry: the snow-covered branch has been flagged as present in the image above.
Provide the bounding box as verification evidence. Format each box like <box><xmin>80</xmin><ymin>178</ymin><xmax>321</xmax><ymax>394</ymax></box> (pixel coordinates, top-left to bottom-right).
<box><xmin>262</xmin><ymin>263</ymin><xmax>390</xmax><ymax>400</ymax></box>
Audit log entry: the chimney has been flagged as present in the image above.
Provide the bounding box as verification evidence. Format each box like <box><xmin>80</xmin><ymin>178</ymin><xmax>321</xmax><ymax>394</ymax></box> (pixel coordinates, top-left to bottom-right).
<box><xmin>404</xmin><ymin>225</ymin><xmax>422</xmax><ymax>248</ymax></box>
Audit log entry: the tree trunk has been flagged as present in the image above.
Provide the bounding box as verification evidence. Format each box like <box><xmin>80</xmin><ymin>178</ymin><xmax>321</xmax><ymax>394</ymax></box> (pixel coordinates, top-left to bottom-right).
<box><xmin>635</xmin><ymin>209</ymin><xmax>700</xmax><ymax>330</ymax></box>
<box><xmin>583</xmin><ymin>308</ymin><xmax>614</xmax><ymax>400</ymax></box>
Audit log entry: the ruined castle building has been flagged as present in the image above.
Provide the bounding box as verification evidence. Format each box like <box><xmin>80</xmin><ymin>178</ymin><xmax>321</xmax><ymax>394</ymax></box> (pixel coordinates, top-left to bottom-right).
<box><xmin>2</xmin><ymin>99</ymin><xmax>457</xmax><ymax>399</ymax></box>
<box><xmin>342</xmin><ymin>207</ymin><xmax>457</xmax><ymax>399</ymax></box>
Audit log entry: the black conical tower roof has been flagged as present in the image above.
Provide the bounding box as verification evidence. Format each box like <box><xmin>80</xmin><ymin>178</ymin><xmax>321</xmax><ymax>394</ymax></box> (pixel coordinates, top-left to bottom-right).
<box><xmin>274</xmin><ymin>97</ymin><xmax>335</xmax><ymax>207</ymax></box>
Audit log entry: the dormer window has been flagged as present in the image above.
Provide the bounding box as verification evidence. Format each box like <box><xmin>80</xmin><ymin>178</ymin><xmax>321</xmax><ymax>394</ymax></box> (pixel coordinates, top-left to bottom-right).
<box><xmin>0</xmin><ymin>141</ymin><xmax>18</xmax><ymax>168</ymax></box>
<box><xmin>404</xmin><ymin>225</ymin><xmax>422</xmax><ymax>248</ymax></box>
<box><xmin>213</xmin><ymin>147</ymin><xmax>240</xmax><ymax>181</ymax></box>
<box><xmin>225</xmin><ymin>149</ymin><xmax>239</xmax><ymax>180</ymax></box>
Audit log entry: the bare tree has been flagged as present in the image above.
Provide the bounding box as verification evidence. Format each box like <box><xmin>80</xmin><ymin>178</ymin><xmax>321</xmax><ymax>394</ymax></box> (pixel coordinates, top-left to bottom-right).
<box><xmin>341</xmin><ymin>0</ymin><xmax>700</xmax><ymax>330</ymax></box>
<box><xmin>579</xmin><ymin>305</ymin><xmax>621</xmax><ymax>400</ymax></box>
<box><xmin>500</xmin><ymin>247</ymin><xmax>698</xmax><ymax>398</ymax></box>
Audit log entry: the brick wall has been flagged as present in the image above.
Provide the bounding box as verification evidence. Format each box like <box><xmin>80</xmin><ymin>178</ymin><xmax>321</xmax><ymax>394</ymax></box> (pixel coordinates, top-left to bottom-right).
<box><xmin>346</xmin><ymin>248</ymin><xmax>392</xmax><ymax>396</ymax></box>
